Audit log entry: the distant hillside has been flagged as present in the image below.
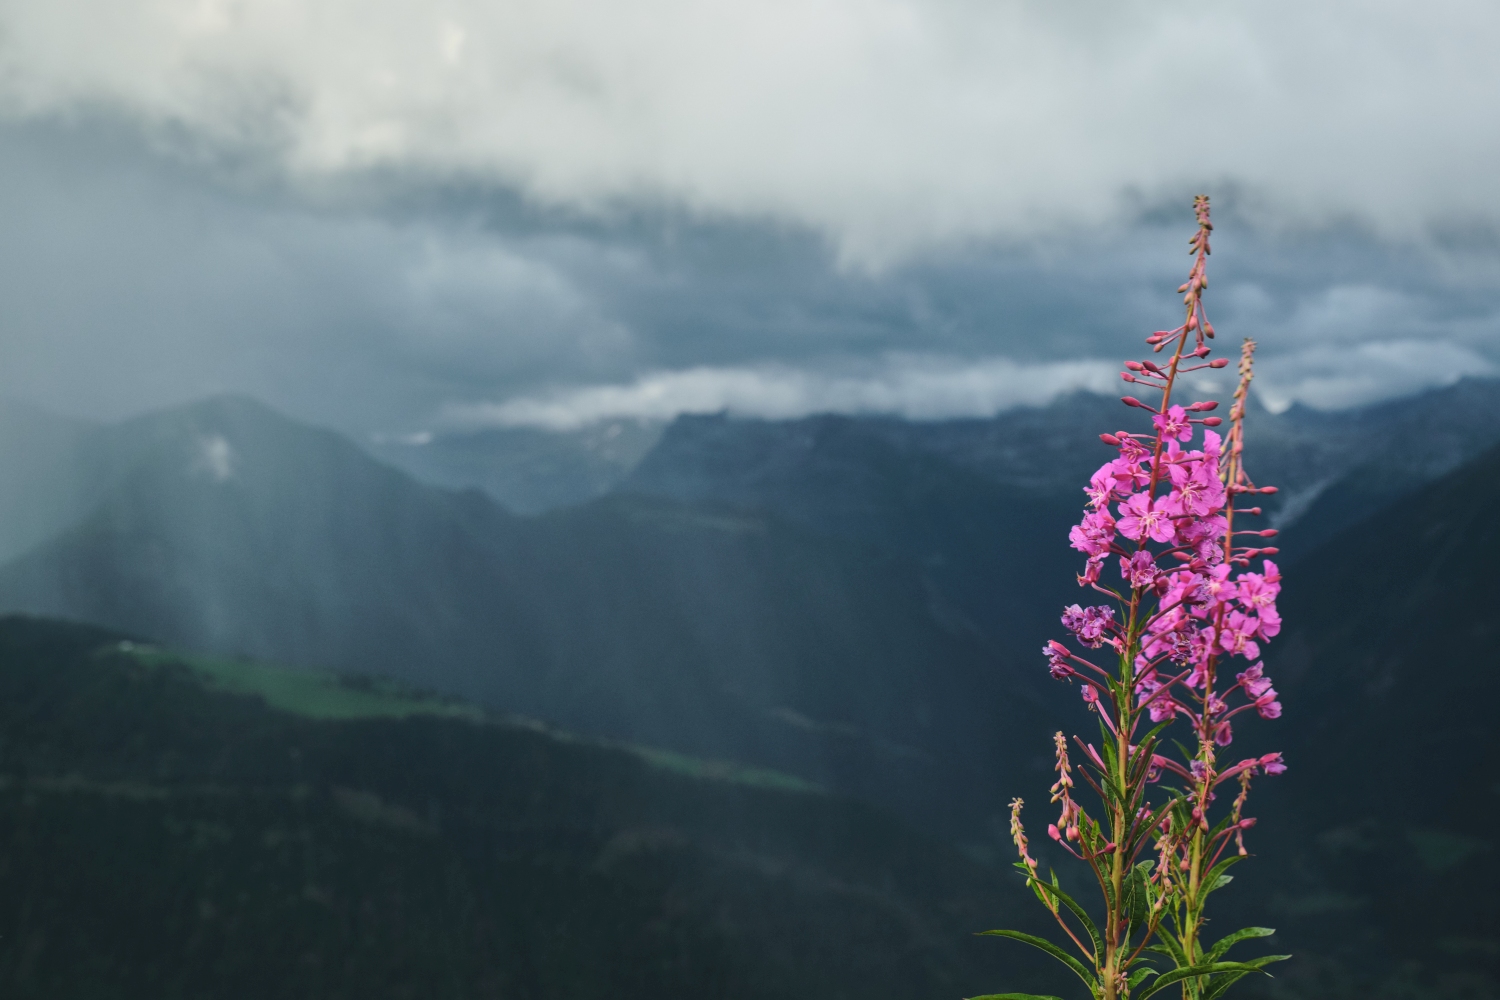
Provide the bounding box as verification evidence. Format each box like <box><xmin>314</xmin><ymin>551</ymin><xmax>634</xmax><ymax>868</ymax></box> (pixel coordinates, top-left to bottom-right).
<box><xmin>623</xmin><ymin>377</ymin><xmax>1500</xmax><ymax>557</ymax></box>
<box><xmin>0</xmin><ymin>615</ymin><xmax>1060</xmax><ymax>1000</ymax></box>
<box><xmin>1234</xmin><ymin>441</ymin><xmax>1500</xmax><ymax>999</ymax></box>
<box><xmin>0</xmin><ymin>397</ymin><xmax>1048</xmax><ymax>844</ymax></box>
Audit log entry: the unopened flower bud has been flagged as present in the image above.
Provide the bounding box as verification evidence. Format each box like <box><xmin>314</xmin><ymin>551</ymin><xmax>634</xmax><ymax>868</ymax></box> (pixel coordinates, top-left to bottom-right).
<box><xmin>1258</xmin><ymin>486</ymin><xmax>1278</xmax><ymax>494</ymax></box>
<box><xmin>1121</xmin><ymin>396</ymin><xmax>1144</xmax><ymax>408</ymax></box>
<box><xmin>1260</xmin><ymin>547</ymin><xmax>1279</xmax><ymax>555</ymax></box>
<box><xmin>1188</xmin><ymin>400</ymin><xmax>1219</xmax><ymax>411</ymax></box>
<box><xmin>1122</xmin><ymin>372</ymin><xmax>1136</xmax><ymax>382</ymax></box>
<box><xmin>1100</xmin><ymin>433</ymin><xmax>1121</xmax><ymax>445</ymax></box>
<box><xmin>1201</xmin><ymin>416</ymin><xmax>1223</xmax><ymax>426</ymax></box>
<box><xmin>1208</xmin><ymin>358</ymin><xmax>1229</xmax><ymax>369</ymax></box>
<box><xmin>1125</xmin><ymin>361</ymin><xmax>1145</xmax><ymax>371</ymax></box>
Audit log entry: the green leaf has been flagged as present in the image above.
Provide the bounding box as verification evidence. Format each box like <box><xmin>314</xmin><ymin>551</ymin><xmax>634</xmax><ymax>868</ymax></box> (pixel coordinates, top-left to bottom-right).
<box><xmin>1134</xmin><ymin>960</ymin><xmax>1283</xmax><ymax>1000</ymax></box>
<box><xmin>1124</xmin><ymin>862</ymin><xmax>1153</xmax><ymax>927</ymax></box>
<box><xmin>1206</xmin><ymin>927</ymin><xmax>1275</xmax><ymax>963</ymax></box>
<box><xmin>1128</xmin><ymin>966</ymin><xmax>1160</xmax><ymax>988</ymax></box>
<box><xmin>1198</xmin><ymin>955</ymin><xmax>1291</xmax><ymax>1000</ymax></box>
<box><xmin>978</xmin><ymin>929</ymin><xmax>1097</xmax><ymax>991</ymax></box>
<box><xmin>1202</xmin><ymin>971</ymin><xmax>1251</xmax><ymax>1000</ymax></box>
<box><xmin>1201</xmin><ymin>855</ymin><xmax>1244</xmax><ymax>897</ymax></box>
<box><xmin>1027</xmin><ymin>874</ymin><xmax>1103</xmax><ymax>960</ymax></box>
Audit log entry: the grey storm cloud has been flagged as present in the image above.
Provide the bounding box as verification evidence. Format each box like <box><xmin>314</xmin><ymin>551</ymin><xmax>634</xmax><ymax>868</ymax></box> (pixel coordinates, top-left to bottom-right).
<box><xmin>0</xmin><ymin>0</ymin><xmax>1496</xmax><ymax>431</ymax></box>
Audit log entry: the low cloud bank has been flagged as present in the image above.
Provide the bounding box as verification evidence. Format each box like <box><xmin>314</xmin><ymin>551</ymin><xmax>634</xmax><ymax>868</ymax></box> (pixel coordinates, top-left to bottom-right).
<box><xmin>444</xmin><ymin>356</ymin><xmax>1122</xmax><ymax>430</ymax></box>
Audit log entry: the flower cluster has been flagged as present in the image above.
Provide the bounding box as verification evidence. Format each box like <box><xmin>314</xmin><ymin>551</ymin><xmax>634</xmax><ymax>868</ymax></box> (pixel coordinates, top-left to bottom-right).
<box><xmin>1055</xmin><ymin>353</ymin><xmax>1285</xmax><ymax>747</ymax></box>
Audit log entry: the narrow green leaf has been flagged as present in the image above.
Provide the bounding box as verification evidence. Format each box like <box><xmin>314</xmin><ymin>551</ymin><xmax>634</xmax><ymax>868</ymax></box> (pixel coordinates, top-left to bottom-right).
<box><xmin>1128</xmin><ymin>966</ymin><xmax>1160</xmax><ymax>988</ymax></box>
<box><xmin>1135</xmin><ymin>961</ymin><xmax>1279</xmax><ymax>1000</ymax></box>
<box><xmin>1206</xmin><ymin>927</ymin><xmax>1275</xmax><ymax>963</ymax></box>
<box><xmin>1028</xmin><ymin>874</ymin><xmax>1103</xmax><ymax>960</ymax></box>
<box><xmin>1206</xmin><ymin>873</ymin><xmax>1234</xmax><ymax>894</ymax></box>
<box><xmin>1202</xmin><ymin>970</ymin><xmax>1250</xmax><ymax>1000</ymax></box>
<box><xmin>1200</xmin><ymin>855</ymin><xmax>1244</xmax><ymax>896</ymax></box>
<box><xmin>1125</xmin><ymin>862</ymin><xmax>1153</xmax><ymax>927</ymax></box>
<box><xmin>979</xmin><ymin>929</ymin><xmax>1098</xmax><ymax>990</ymax></box>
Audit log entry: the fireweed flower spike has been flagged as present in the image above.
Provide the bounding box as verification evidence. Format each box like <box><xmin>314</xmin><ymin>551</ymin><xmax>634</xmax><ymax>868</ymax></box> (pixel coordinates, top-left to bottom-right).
<box><xmin>982</xmin><ymin>198</ymin><xmax>1290</xmax><ymax>1000</ymax></box>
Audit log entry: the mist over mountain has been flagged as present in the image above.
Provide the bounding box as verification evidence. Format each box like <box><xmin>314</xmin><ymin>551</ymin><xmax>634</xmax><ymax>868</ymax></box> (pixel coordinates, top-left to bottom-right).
<box><xmin>367</xmin><ymin>420</ymin><xmax>663</xmax><ymax>516</ymax></box>
<box><xmin>0</xmin><ymin>396</ymin><xmax>1055</xmax><ymax>843</ymax></box>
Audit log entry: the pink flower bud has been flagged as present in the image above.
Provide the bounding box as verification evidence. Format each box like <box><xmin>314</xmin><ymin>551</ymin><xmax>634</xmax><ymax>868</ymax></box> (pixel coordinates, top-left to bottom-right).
<box><xmin>1259</xmin><ymin>486</ymin><xmax>1278</xmax><ymax>494</ymax></box>
<box><xmin>1188</xmin><ymin>400</ymin><xmax>1219</xmax><ymax>411</ymax></box>
<box><xmin>1048</xmin><ymin>823</ymin><xmax>1062</xmax><ymax>841</ymax></box>
<box><xmin>1208</xmin><ymin>358</ymin><xmax>1229</xmax><ymax>369</ymax></box>
<box><xmin>1099</xmin><ymin>433</ymin><xmax>1121</xmax><ymax>445</ymax></box>
<box><xmin>1201</xmin><ymin>417</ymin><xmax>1223</xmax><ymax>426</ymax></box>
<box><xmin>1121</xmin><ymin>396</ymin><xmax>1143</xmax><ymax>408</ymax></box>
<box><xmin>1122</xmin><ymin>372</ymin><xmax>1136</xmax><ymax>382</ymax></box>
<box><xmin>1125</xmin><ymin>361</ymin><xmax>1145</xmax><ymax>371</ymax></box>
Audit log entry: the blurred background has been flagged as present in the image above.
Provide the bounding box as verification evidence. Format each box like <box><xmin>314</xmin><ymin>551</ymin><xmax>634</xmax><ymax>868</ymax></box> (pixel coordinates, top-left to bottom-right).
<box><xmin>0</xmin><ymin>1</ymin><xmax>1493</xmax><ymax>997</ymax></box>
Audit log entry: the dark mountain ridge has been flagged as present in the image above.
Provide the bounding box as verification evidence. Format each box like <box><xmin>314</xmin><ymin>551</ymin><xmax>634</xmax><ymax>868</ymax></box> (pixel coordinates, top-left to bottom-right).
<box><xmin>0</xmin><ymin>396</ymin><xmax>1046</xmax><ymax>844</ymax></box>
<box><xmin>0</xmin><ymin>614</ymin><xmax>1055</xmax><ymax>1000</ymax></box>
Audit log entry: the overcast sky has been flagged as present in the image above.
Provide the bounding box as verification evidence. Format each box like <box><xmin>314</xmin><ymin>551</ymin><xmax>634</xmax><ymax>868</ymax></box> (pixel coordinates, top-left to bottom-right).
<box><xmin>0</xmin><ymin>0</ymin><xmax>1496</xmax><ymax>434</ymax></box>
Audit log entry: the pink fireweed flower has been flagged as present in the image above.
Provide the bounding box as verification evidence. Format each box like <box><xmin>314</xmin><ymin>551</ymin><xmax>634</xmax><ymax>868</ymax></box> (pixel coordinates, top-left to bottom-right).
<box><xmin>1121</xmin><ymin>550</ymin><xmax>1160</xmax><ymax>589</ymax></box>
<box><xmin>1218</xmin><ymin>610</ymin><xmax>1263</xmax><ymax>660</ymax></box>
<box><xmin>1116</xmin><ymin>434</ymin><xmax>1152</xmax><ymax>464</ymax></box>
<box><xmin>1062</xmin><ymin>604</ymin><xmax>1115</xmax><ymax>648</ymax></box>
<box><xmin>1252</xmin><ymin>605</ymin><xmax>1282</xmax><ymax>640</ymax></box>
<box><xmin>1166</xmin><ymin>460</ymin><xmax>1227</xmax><ymax>518</ymax></box>
<box><xmin>1177</xmin><ymin>514</ymin><xmax>1228</xmax><ymax>565</ymax></box>
<box><xmin>1044</xmin><ymin>642</ymin><xmax>1076</xmax><ymax>680</ymax></box>
<box><xmin>1085</xmin><ymin>465</ymin><xmax>1117</xmax><ymax>509</ymax></box>
<box><xmin>1136</xmin><ymin>671</ymin><xmax>1179</xmax><ymax>722</ymax></box>
<box><xmin>1236</xmin><ymin>661</ymin><xmax>1273</xmax><ymax>697</ymax></box>
<box><xmin>1201</xmin><ymin>428</ymin><xmax>1223</xmax><ymax>460</ymax></box>
<box><xmin>1236</xmin><ymin>562</ymin><xmax>1281</xmax><ymax>612</ymax></box>
<box><xmin>1069</xmin><ymin>509</ymin><xmax>1117</xmax><ymax>557</ymax></box>
<box><xmin>1200</xmin><ymin>563</ymin><xmax>1235</xmax><ymax>607</ymax></box>
<box><xmin>1153</xmin><ymin>404</ymin><xmax>1193</xmax><ymax>442</ymax></box>
<box><xmin>1253</xmin><ymin>688</ymin><xmax>1282</xmax><ymax>719</ymax></box>
<box><xmin>1258</xmin><ymin>752</ymin><xmax>1287</xmax><ymax>775</ymax></box>
<box><xmin>1117</xmin><ymin>492</ymin><xmax>1176</xmax><ymax>544</ymax></box>
<box><xmin>1077</xmin><ymin>555</ymin><xmax>1104</xmax><ymax>586</ymax></box>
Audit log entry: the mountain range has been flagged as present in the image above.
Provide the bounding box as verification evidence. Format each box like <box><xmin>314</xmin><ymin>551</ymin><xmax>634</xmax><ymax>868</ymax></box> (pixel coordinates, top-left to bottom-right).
<box><xmin>0</xmin><ymin>615</ymin><xmax>1058</xmax><ymax>999</ymax></box>
<box><xmin>0</xmin><ymin>380</ymin><xmax>1496</xmax><ymax>996</ymax></box>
